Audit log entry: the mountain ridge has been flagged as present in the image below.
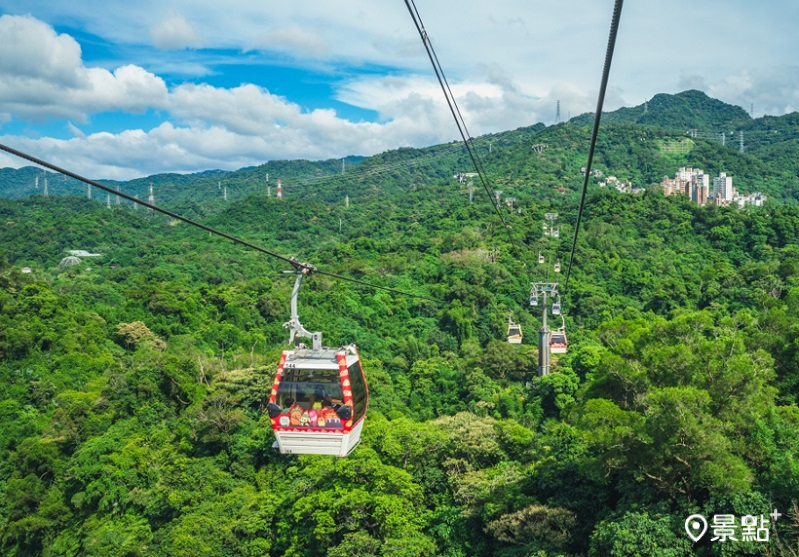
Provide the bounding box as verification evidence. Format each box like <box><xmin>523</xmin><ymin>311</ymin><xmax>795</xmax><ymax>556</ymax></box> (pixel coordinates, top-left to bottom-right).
<box><xmin>2</xmin><ymin>90</ymin><xmax>799</xmax><ymax>207</ymax></box>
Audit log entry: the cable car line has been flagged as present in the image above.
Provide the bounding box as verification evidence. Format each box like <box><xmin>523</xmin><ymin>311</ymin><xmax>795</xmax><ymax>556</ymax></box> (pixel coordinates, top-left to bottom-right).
<box><xmin>403</xmin><ymin>0</ymin><xmax>515</xmax><ymax>243</ymax></box>
<box><xmin>564</xmin><ymin>0</ymin><xmax>624</xmax><ymax>287</ymax></box>
<box><xmin>0</xmin><ymin>141</ymin><xmax>440</xmax><ymax>305</ymax></box>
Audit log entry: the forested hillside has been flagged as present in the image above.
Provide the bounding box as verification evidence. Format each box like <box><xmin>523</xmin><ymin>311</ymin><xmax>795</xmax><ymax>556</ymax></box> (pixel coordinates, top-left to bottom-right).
<box><xmin>4</xmin><ymin>92</ymin><xmax>799</xmax><ymax>556</ymax></box>
<box><xmin>6</xmin><ymin>91</ymin><xmax>799</xmax><ymax>209</ymax></box>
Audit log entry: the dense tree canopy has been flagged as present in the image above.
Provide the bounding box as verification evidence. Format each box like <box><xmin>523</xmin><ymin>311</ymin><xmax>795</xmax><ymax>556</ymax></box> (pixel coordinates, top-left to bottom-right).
<box><xmin>4</xmin><ymin>95</ymin><xmax>799</xmax><ymax>556</ymax></box>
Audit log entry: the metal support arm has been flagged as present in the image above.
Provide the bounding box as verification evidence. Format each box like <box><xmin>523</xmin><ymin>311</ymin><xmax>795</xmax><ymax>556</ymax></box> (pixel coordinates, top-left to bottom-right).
<box><xmin>283</xmin><ymin>258</ymin><xmax>323</xmax><ymax>350</ymax></box>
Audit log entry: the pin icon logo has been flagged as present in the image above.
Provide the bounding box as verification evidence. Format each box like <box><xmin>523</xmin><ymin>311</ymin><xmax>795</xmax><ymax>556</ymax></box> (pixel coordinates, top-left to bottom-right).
<box><xmin>685</xmin><ymin>514</ymin><xmax>708</xmax><ymax>542</ymax></box>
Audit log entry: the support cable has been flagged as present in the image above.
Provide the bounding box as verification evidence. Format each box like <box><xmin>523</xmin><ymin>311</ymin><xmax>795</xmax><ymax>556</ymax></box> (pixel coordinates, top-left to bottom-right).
<box><xmin>564</xmin><ymin>0</ymin><xmax>624</xmax><ymax>287</ymax></box>
<box><xmin>404</xmin><ymin>0</ymin><xmax>514</xmax><ymax>239</ymax></box>
<box><xmin>0</xmin><ymin>142</ymin><xmax>439</xmax><ymax>304</ymax></box>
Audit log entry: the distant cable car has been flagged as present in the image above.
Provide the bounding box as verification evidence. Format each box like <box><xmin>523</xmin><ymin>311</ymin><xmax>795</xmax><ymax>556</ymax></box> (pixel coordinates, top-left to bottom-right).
<box><xmin>507</xmin><ymin>314</ymin><xmax>522</xmax><ymax>344</ymax></box>
<box><xmin>266</xmin><ymin>260</ymin><xmax>368</xmax><ymax>457</ymax></box>
<box><xmin>538</xmin><ymin>252</ymin><xmax>545</xmax><ymax>264</ymax></box>
<box><xmin>552</xmin><ymin>301</ymin><xmax>562</xmax><ymax>316</ymax></box>
<box><xmin>550</xmin><ymin>330</ymin><xmax>568</xmax><ymax>354</ymax></box>
<box><xmin>554</xmin><ymin>258</ymin><xmax>561</xmax><ymax>273</ymax></box>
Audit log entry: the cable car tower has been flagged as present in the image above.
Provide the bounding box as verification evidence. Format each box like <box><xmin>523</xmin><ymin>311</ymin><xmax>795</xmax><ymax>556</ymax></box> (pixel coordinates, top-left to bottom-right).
<box><xmin>544</xmin><ymin>213</ymin><xmax>559</xmax><ymax>238</ymax></box>
<box><xmin>530</xmin><ymin>282</ymin><xmax>560</xmax><ymax>376</ymax></box>
<box><xmin>531</xmin><ymin>252</ymin><xmax>568</xmax><ymax>376</ymax></box>
<box><xmin>266</xmin><ymin>258</ymin><xmax>369</xmax><ymax>457</ymax></box>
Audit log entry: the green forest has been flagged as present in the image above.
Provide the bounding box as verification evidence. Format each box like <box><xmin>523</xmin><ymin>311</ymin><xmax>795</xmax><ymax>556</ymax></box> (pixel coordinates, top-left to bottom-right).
<box><xmin>4</xmin><ymin>91</ymin><xmax>799</xmax><ymax>556</ymax></box>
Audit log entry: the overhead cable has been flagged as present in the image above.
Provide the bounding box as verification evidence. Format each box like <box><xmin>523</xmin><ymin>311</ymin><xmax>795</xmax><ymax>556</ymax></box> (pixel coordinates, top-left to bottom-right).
<box><xmin>0</xmin><ymin>142</ymin><xmax>440</xmax><ymax>304</ymax></box>
<box><xmin>564</xmin><ymin>0</ymin><xmax>625</xmax><ymax>287</ymax></box>
<box><xmin>403</xmin><ymin>0</ymin><xmax>514</xmax><ymax>239</ymax></box>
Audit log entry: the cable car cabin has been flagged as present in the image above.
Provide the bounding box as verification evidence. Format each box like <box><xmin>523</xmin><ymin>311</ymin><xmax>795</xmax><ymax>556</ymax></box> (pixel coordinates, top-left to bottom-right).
<box><xmin>551</xmin><ymin>301</ymin><xmax>562</xmax><ymax>316</ymax></box>
<box><xmin>266</xmin><ymin>344</ymin><xmax>368</xmax><ymax>457</ymax></box>
<box><xmin>550</xmin><ymin>331</ymin><xmax>568</xmax><ymax>354</ymax></box>
<box><xmin>507</xmin><ymin>323</ymin><xmax>523</xmax><ymax>344</ymax></box>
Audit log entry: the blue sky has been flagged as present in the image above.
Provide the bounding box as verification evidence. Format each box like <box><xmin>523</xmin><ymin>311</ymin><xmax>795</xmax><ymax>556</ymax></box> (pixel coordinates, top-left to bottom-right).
<box><xmin>0</xmin><ymin>0</ymin><xmax>797</xmax><ymax>180</ymax></box>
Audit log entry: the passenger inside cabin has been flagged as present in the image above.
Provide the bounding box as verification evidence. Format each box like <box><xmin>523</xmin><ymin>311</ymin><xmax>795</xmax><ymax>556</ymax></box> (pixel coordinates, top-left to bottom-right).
<box><xmin>310</xmin><ymin>384</ymin><xmax>333</xmax><ymax>408</ymax></box>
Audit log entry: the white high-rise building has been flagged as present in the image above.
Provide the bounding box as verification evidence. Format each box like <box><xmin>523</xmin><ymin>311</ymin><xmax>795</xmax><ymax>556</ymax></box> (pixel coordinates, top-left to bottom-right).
<box><xmin>713</xmin><ymin>172</ymin><xmax>734</xmax><ymax>202</ymax></box>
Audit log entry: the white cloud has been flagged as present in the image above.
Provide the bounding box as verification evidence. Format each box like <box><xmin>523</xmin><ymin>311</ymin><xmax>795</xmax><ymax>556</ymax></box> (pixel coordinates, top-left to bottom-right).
<box><xmin>1</xmin><ymin>1</ymin><xmax>799</xmax><ymax>180</ymax></box>
<box><xmin>0</xmin><ymin>15</ymin><xmax>168</xmax><ymax>123</ymax></box>
<box><xmin>67</xmin><ymin>122</ymin><xmax>86</xmax><ymax>138</ymax></box>
<box><xmin>150</xmin><ymin>14</ymin><xmax>203</xmax><ymax>49</ymax></box>
<box><xmin>0</xmin><ymin>14</ymin><xmax>82</xmax><ymax>84</ymax></box>
<box><xmin>253</xmin><ymin>25</ymin><xmax>330</xmax><ymax>57</ymax></box>
<box><xmin>168</xmin><ymin>83</ymin><xmax>300</xmax><ymax>135</ymax></box>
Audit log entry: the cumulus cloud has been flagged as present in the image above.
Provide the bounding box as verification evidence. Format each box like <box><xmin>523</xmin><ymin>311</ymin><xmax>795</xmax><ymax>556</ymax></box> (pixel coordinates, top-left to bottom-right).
<box><xmin>0</xmin><ymin>14</ymin><xmax>82</xmax><ymax>84</ymax></box>
<box><xmin>1</xmin><ymin>1</ymin><xmax>798</xmax><ymax>181</ymax></box>
<box><xmin>336</xmin><ymin>73</ymin><xmax>598</xmax><ymax>135</ymax></box>
<box><xmin>0</xmin><ymin>15</ymin><xmax>168</xmax><ymax>123</ymax></box>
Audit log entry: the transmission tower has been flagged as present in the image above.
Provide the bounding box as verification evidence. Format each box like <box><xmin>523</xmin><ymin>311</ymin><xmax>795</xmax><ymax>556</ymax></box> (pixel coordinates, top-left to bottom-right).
<box><xmin>148</xmin><ymin>183</ymin><xmax>154</xmax><ymax>213</ymax></box>
<box><xmin>739</xmin><ymin>130</ymin><xmax>744</xmax><ymax>154</ymax></box>
<box><xmin>556</xmin><ymin>100</ymin><xmax>561</xmax><ymax>123</ymax></box>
